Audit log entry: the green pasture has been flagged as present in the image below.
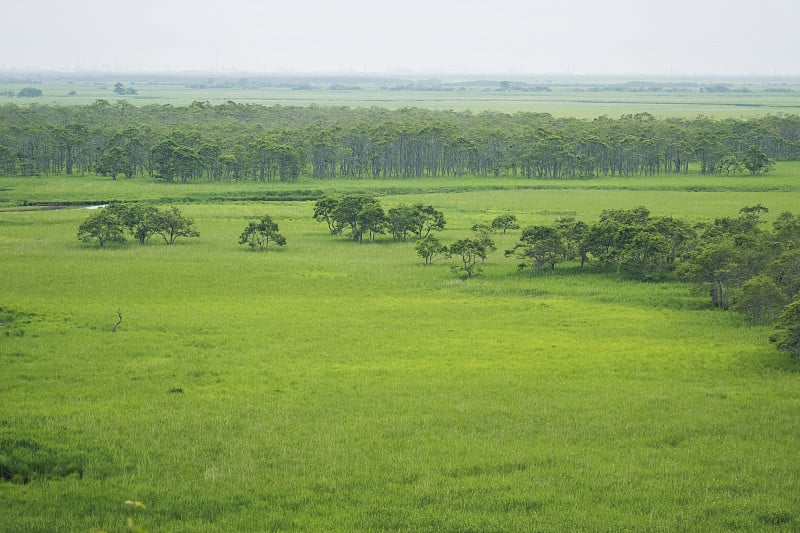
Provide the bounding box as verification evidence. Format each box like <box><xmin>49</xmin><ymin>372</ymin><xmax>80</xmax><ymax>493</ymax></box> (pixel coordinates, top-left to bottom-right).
<box><xmin>3</xmin><ymin>75</ymin><xmax>800</xmax><ymax>117</ymax></box>
<box><xmin>1</xmin><ymin>168</ymin><xmax>800</xmax><ymax>531</ymax></box>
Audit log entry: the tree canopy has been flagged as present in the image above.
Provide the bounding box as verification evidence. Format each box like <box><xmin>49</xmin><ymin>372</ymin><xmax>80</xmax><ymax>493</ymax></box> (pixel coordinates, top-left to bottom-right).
<box><xmin>0</xmin><ymin>102</ymin><xmax>797</xmax><ymax>179</ymax></box>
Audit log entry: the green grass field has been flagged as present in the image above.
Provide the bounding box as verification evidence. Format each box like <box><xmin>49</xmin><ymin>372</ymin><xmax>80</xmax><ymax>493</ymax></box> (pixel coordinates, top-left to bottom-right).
<box><xmin>3</xmin><ymin>74</ymin><xmax>800</xmax><ymax>117</ymax></box>
<box><xmin>1</xmin><ymin>164</ymin><xmax>799</xmax><ymax>531</ymax></box>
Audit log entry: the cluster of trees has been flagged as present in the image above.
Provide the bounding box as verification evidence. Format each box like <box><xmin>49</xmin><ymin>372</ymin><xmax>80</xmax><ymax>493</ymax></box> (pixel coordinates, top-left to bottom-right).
<box><xmin>1</xmin><ymin>101</ymin><xmax>797</xmax><ymax>180</ymax></box>
<box><xmin>313</xmin><ymin>196</ymin><xmax>446</xmax><ymax>243</ymax></box>
<box><xmin>312</xmin><ymin>195</ymin><xmax>510</xmax><ymax>278</ymax></box>
<box><xmin>505</xmin><ymin>205</ymin><xmax>800</xmax><ymax>359</ymax></box>
<box><xmin>77</xmin><ymin>204</ymin><xmax>199</xmax><ymax>247</ymax></box>
<box><xmin>239</xmin><ymin>214</ymin><xmax>286</xmax><ymax>250</ymax></box>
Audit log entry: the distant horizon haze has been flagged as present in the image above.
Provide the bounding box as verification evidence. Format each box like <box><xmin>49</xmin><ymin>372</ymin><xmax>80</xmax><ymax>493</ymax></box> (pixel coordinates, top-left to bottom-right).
<box><xmin>2</xmin><ymin>0</ymin><xmax>798</xmax><ymax>77</ymax></box>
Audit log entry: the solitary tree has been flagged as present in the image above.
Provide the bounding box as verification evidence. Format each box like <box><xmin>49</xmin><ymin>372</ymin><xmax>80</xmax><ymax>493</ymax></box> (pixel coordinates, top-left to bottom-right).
<box><xmin>415</xmin><ymin>235</ymin><xmax>448</xmax><ymax>265</ymax></box>
<box><xmin>491</xmin><ymin>214</ymin><xmax>519</xmax><ymax>234</ymax></box>
<box><xmin>470</xmin><ymin>223</ymin><xmax>496</xmax><ymax>264</ymax></box>
<box><xmin>239</xmin><ymin>214</ymin><xmax>286</xmax><ymax>250</ymax></box>
<box><xmin>17</xmin><ymin>87</ymin><xmax>42</xmax><ymax>98</ymax></box>
<box><xmin>450</xmin><ymin>238</ymin><xmax>487</xmax><ymax>278</ymax></box>
<box><xmin>153</xmin><ymin>207</ymin><xmax>199</xmax><ymax>245</ymax></box>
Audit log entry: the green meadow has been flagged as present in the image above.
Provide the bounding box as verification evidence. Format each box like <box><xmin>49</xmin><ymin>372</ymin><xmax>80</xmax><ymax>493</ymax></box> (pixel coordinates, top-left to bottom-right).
<box><xmin>3</xmin><ymin>74</ymin><xmax>800</xmax><ymax>117</ymax></box>
<box><xmin>2</xmin><ymin>165</ymin><xmax>800</xmax><ymax>531</ymax></box>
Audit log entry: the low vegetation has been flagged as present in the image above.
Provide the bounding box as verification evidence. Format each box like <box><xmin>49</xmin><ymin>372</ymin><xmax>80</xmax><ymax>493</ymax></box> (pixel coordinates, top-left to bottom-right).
<box><xmin>1</xmin><ymin>96</ymin><xmax>800</xmax><ymax>529</ymax></box>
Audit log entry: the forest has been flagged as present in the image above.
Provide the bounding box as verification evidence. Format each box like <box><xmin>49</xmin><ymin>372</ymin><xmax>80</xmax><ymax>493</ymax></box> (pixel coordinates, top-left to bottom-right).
<box><xmin>0</xmin><ymin>100</ymin><xmax>797</xmax><ymax>181</ymax></box>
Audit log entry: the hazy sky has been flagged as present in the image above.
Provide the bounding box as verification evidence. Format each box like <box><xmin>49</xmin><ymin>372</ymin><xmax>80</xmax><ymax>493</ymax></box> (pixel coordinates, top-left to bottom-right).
<box><xmin>2</xmin><ymin>0</ymin><xmax>798</xmax><ymax>76</ymax></box>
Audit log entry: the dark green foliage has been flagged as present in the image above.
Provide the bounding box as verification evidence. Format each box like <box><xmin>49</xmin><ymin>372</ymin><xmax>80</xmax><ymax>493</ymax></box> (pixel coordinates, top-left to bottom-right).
<box><xmin>742</xmin><ymin>145</ymin><xmax>774</xmax><ymax>175</ymax></box>
<box><xmin>491</xmin><ymin>214</ymin><xmax>519</xmax><ymax>234</ymax></box>
<box><xmin>153</xmin><ymin>206</ymin><xmax>199</xmax><ymax>245</ymax></box>
<box><xmin>16</xmin><ymin>87</ymin><xmax>42</xmax><ymax>98</ymax></box>
<box><xmin>0</xmin><ymin>102</ymin><xmax>798</xmax><ymax>179</ymax></box>
<box><xmin>450</xmin><ymin>238</ymin><xmax>488</xmax><ymax>278</ymax></box>
<box><xmin>388</xmin><ymin>204</ymin><xmax>446</xmax><ymax>241</ymax></box>
<box><xmin>507</xmin><ymin>226</ymin><xmax>565</xmax><ymax>272</ymax></box>
<box><xmin>0</xmin><ymin>306</ymin><xmax>35</xmax><ymax>337</ymax></box>
<box><xmin>414</xmin><ymin>235</ymin><xmax>447</xmax><ymax>265</ymax></box>
<box><xmin>732</xmin><ymin>275</ymin><xmax>787</xmax><ymax>324</ymax></box>
<box><xmin>77</xmin><ymin>206</ymin><xmax>126</xmax><ymax>247</ymax></box>
<box><xmin>312</xmin><ymin>196</ymin><xmax>439</xmax><ymax>243</ymax></box>
<box><xmin>767</xmin><ymin>250</ymin><xmax>800</xmax><ymax>301</ymax></box>
<box><xmin>77</xmin><ymin>204</ymin><xmax>198</xmax><ymax>247</ymax></box>
<box><xmin>470</xmin><ymin>223</ymin><xmax>496</xmax><ymax>264</ymax></box>
<box><xmin>312</xmin><ymin>197</ymin><xmax>341</xmax><ymax>234</ymax></box>
<box><xmin>118</xmin><ymin>204</ymin><xmax>162</xmax><ymax>244</ymax></box>
<box><xmin>239</xmin><ymin>214</ymin><xmax>286</xmax><ymax>250</ymax></box>
<box><xmin>96</xmin><ymin>145</ymin><xmax>134</xmax><ymax>179</ymax></box>
<box><xmin>0</xmin><ymin>437</ymin><xmax>84</xmax><ymax>484</ymax></box>
<box><xmin>770</xmin><ymin>296</ymin><xmax>800</xmax><ymax>359</ymax></box>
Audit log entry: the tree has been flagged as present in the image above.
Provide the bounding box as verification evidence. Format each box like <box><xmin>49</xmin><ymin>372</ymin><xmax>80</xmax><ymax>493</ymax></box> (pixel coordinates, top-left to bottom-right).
<box><xmin>116</xmin><ymin>204</ymin><xmax>162</xmax><ymax>245</ymax></box>
<box><xmin>770</xmin><ymin>296</ymin><xmax>800</xmax><ymax>359</ymax></box>
<box><xmin>388</xmin><ymin>204</ymin><xmax>446</xmax><ymax>241</ymax></box>
<box><xmin>329</xmin><ymin>195</ymin><xmax>383</xmax><ymax>242</ymax></box>
<box><xmin>77</xmin><ymin>206</ymin><xmax>126</xmax><ymax>247</ymax></box>
<box><xmin>554</xmin><ymin>217</ymin><xmax>590</xmax><ymax>266</ymax></box>
<box><xmin>732</xmin><ymin>275</ymin><xmax>786</xmax><ymax>324</ymax></box>
<box><xmin>16</xmin><ymin>87</ymin><xmax>42</xmax><ymax>98</ymax></box>
<box><xmin>96</xmin><ymin>146</ymin><xmax>134</xmax><ymax>180</ymax></box>
<box><xmin>449</xmin><ymin>238</ymin><xmax>487</xmax><ymax>278</ymax></box>
<box><xmin>410</xmin><ymin>205</ymin><xmax>446</xmax><ymax>239</ymax></box>
<box><xmin>151</xmin><ymin>137</ymin><xmax>202</xmax><ymax>183</ymax></box>
<box><xmin>239</xmin><ymin>214</ymin><xmax>286</xmax><ymax>250</ymax></box>
<box><xmin>470</xmin><ymin>223</ymin><xmax>496</xmax><ymax>264</ymax></box>
<box><xmin>742</xmin><ymin>145</ymin><xmax>774</xmax><ymax>175</ymax></box>
<box><xmin>415</xmin><ymin>235</ymin><xmax>447</xmax><ymax>265</ymax></box>
<box><xmin>618</xmin><ymin>229</ymin><xmax>672</xmax><ymax>281</ymax></box>
<box><xmin>356</xmin><ymin>203</ymin><xmax>387</xmax><ymax>242</ymax></box>
<box><xmin>491</xmin><ymin>214</ymin><xmax>519</xmax><ymax>234</ymax></box>
<box><xmin>153</xmin><ymin>207</ymin><xmax>199</xmax><ymax>245</ymax></box>
<box><xmin>388</xmin><ymin>204</ymin><xmax>416</xmax><ymax>241</ymax></box>
<box><xmin>507</xmin><ymin>225</ymin><xmax>565</xmax><ymax>272</ymax></box>
<box><xmin>767</xmin><ymin>250</ymin><xmax>800</xmax><ymax>302</ymax></box>
<box><xmin>313</xmin><ymin>197</ymin><xmax>341</xmax><ymax>234</ymax></box>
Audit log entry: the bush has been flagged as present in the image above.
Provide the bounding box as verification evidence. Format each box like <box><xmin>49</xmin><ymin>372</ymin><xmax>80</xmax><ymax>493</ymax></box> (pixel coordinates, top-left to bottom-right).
<box><xmin>770</xmin><ymin>297</ymin><xmax>800</xmax><ymax>359</ymax></box>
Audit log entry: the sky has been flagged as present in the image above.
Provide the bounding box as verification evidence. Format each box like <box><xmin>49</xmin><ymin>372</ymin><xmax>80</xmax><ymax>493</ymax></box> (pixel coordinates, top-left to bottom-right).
<box><xmin>2</xmin><ymin>0</ymin><xmax>798</xmax><ymax>76</ymax></box>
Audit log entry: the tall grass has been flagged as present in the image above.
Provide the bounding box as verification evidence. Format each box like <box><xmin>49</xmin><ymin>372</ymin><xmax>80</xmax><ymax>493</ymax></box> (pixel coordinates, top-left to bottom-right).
<box><xmin>1</xmin><ymin>176</ymin><xmax>799</xmax><ymax>531</ymax></box>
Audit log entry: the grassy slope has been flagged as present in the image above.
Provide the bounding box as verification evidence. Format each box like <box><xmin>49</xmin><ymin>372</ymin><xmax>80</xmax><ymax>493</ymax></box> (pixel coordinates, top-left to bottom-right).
<box><xmin>1</xmin><ymin>170</ymin><xmax>800</xmax><ymax>531</ymax></box>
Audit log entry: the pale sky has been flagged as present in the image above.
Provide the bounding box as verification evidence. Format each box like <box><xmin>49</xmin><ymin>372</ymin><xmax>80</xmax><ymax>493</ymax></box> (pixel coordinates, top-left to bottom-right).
<box><xmin>2</xmin><ymin>0</ymin><xmax>798</xmax><ymax>76</ymax></box>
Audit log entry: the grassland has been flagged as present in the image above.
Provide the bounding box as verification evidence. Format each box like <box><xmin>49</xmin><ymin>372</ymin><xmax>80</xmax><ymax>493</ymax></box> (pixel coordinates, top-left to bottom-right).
<box><xmin>1</xmin><ymin>163</ymin><xmax>800</xmax><ymax>531</ymax></box>
<box><xmin>2</xmin><ymin>73</ymin><xmax>800</xmax><ymax>117</ymax></box>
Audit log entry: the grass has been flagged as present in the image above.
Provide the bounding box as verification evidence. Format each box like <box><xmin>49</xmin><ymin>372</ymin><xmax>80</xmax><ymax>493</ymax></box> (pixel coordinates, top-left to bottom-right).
<box><xmin>3</xmin><ymin>74</ymin><xmax>800</xmax><ymax>117</ymax></box>
<box><xmin>1</xmin><ymin>168</ymin><xmax>800</xmax><ymax>531</ymax></box>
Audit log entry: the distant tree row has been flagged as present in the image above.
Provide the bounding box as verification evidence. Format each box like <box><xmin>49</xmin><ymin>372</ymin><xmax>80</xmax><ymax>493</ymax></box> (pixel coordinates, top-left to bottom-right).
<box><xmin>1</xmin><ymin>101</ymin><xmax>797</xmax><ymax>179</ymax></box>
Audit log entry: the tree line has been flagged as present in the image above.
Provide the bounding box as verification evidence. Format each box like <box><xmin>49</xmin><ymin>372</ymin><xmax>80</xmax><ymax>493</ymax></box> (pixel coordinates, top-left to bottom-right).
<box><xmin>1</xmin><ymin>101</ymin><xmax>797</xmax><ymax>180</ymax></box>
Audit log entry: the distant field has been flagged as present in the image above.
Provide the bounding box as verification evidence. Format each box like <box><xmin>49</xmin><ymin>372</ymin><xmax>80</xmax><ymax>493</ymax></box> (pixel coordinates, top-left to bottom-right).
<box><xmin>2</xmin><ymin>73</ymin><xmax>800</xmax><ymax>117</ymax></box>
